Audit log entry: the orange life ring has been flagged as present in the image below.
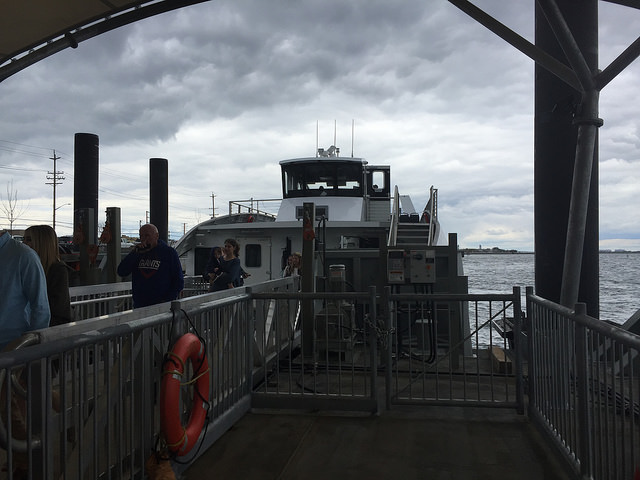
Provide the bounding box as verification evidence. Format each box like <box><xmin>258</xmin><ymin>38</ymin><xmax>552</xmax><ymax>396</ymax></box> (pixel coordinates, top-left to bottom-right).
<box><xmin>160</xmin><ymin>333</ymin><xmax>210</xmax><ymax>456</ymax></box>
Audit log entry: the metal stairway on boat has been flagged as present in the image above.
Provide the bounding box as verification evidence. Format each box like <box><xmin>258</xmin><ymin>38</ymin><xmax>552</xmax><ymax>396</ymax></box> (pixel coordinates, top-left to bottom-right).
<box><xmin>395</xmin><ymin>221</ymin><xmax>433</xmax><ymax>249</ymax></box>
<box><xmin>387</xmin><ymin>186</ymin><xmax>438</xmax><ymax>248</ymax></box>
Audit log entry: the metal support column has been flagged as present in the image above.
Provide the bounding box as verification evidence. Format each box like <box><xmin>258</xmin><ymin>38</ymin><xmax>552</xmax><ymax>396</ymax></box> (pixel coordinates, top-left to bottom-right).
<box><xmin>535</xmin><ymin>0</ymin><xmax>599</xmax><ymax>316</ymax></box>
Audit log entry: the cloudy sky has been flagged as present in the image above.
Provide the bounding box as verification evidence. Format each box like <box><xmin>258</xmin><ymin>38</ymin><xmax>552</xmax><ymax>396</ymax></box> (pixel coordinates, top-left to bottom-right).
<box><xmin>0</xmin><ymin>1</ymin><xmax>638</xmax><ymax>251</ymax></box>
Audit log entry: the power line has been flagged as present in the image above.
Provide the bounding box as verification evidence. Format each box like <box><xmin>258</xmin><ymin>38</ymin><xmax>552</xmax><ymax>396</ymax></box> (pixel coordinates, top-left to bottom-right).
<box><xmin>0</xmin><ymin>164</ymin><xmax>47</xmax><ymax>172</ymax></box>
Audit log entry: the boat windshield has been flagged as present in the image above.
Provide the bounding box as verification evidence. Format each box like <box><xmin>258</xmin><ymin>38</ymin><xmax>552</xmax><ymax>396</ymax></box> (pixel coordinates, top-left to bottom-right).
<box><xmin>282</xmin><ymin>162</ymin><xmax>363</xmax><ymax>198</ymax></box>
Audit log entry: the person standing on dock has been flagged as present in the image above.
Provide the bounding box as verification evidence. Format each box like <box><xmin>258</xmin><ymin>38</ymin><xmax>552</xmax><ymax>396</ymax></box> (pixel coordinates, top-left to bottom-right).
<box><xmin>23</xmin><ymin>225</ymin><xmax>73</xmax><ymax>326</ymax></box>
<box><xmin>283</xmin><ymin>252</ymin><xmax>302</xmax><ymax>277</ymax></box>
<box><xmin>210</xmin><ymin>238</ymin><xmax>242</xmax><ymax>291</ymax></box>
<box><xmin>0</xmin><ymin>229</ymin><xmax>50</xmax><ymax>351</ymax></box>
<box><xmin>117</xmin><ymin>223</ymin><xmax>184</xmax><ymax>308</ymax></box>
<box><xmin>203</xmin><ymin>245</ymin><xmax>222</xmax><ymax>285</ymax></box>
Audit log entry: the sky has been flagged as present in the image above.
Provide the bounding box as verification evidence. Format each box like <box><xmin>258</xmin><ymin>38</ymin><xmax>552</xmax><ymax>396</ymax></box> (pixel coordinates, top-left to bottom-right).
<box><xmin>0</xmin><ymin>0</ymin><xmax>639</xmax><ymax>251</ymax></box>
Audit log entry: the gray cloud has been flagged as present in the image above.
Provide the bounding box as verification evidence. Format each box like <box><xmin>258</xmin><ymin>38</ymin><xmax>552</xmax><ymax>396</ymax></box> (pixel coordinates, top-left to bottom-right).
<box><xmin>0</xmin><ymin>0</ymin><xmax>638</xmax><ymax>250</ymax></box>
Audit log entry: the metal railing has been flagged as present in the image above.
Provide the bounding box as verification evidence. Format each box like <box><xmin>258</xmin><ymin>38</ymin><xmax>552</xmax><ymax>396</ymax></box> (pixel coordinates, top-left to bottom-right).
<box><xmin>3</xmin><ymin>280</ymin><xmax>638</xmax><ymax>479</ymax></box>
<box><xmin>1</xmin><ymin>283</ymin><xmax>528</xmax><ymax>477</ymax></box>
<box><xmin>0</xmin><ymin>279</ymin><xmax>297</xmax><ymax>479</ymax></box>
<box><xmin>69</xmin><ymin>282</ymin><xmax>133</xmax><ymax>320</ymax></box>
<box><xmin>251</xmin><ymin>288</ymin><xmax>379</xmax><ymax>413</ymax></box>
<box><xmin>384</xmin><ymin>287</ymin><xmax>524</xmax><ymax>411</ymax></box>
<box><xmin>387</xmin><ymin>185</ymin><xmax>400</xmax><ymax>247</ymax></box>
<box><xmin>424</xmin><ymin>186</ymin><xmax>438</xmax><ymax>246</ymax></box>
<box><xmin>227</xmin><ymin>198</ymin><xmax>280</xmax><ymax>217</ymax></box>
<box><xmin>69</xmin><ymin>277</ymin><xmax>209</xmax><ymax>321</ymax></box>
<box><xmin>527</xmin><ymin>289</ymin><xmax>640</xmax><ymax>480</ymax></box>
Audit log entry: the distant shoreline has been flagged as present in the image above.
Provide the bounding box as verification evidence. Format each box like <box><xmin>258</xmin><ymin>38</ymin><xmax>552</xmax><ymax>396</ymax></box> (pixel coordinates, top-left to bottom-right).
<box><xmin>462</xmin><ymin>249</ymin><xmax>527</xmax><ymax>255</ymax></box>
<box><xmin>462</xmin><ymin>248</ymin><xmax>639</xmax><ymax>255</ymax></box>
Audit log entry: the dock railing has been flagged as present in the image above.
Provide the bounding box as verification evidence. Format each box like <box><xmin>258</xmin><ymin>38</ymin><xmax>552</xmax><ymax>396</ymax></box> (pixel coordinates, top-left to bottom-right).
<box><xmin>69</xmin><ymin>276</ymin><xmax>209</xmax><ymax>321</ymax></box>
<box><xmin>0</xmin><ymin>283</ymin><xmax>526</xmax><ymax>479</ymax></box>
<box><xmin>69</xmin><ymin>282</ymin><xmax>133</xmax><ymax>320</ymax></box>
<box><xmin>0</xmin><ymin>278</ymin><xmax>303</xmax><ymax>479</ymax></box>
<box><xmin>3</xmin><ymin>281</ymin><xmax>638</xmax><ymax>479</ymax></box>
<box><xmin>527</xmin><ymin>288</ymin><xmax>640</xmax><ymax>480</ymax></box>
<box><xmin>384</xmin><ymin>287</ymin><xmax>524</xmax><ymax>411</ymax></box>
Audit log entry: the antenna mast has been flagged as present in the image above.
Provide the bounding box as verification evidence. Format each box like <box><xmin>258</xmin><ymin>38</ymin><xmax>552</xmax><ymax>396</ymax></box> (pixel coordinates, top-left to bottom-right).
<box><xmin>351</xmin><ymin>119</ymin><xmax>354</xmax><ymax>157</ymax></box>
<box><xmin>316</xmin><ymin>121</ymin><xmax>319</xmax><ymax>157</ymax></box>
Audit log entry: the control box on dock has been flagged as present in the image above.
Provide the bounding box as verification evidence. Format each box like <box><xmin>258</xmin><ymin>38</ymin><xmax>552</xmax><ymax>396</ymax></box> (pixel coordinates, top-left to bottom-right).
<box><xmin>387</xmin><ymin>249</ymin><xmax>436</xmax><ymax>284</ymax></box>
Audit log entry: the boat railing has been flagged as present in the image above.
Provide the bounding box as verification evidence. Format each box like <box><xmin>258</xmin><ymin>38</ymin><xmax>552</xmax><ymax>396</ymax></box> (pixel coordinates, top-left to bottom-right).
<box><xmin>387</xmin><ymin>185</ymin><xmax>400</xmax><ymax>246</ymax></box>
<box><xmin>227</xmin><ymin>198</ymin><xmax>280</xmax><ymax>218</ymax></box>
<box><xmin>527</xmin><ymin>287</ymin><xmax>640</xmax><ymax>480</ymax></box>
<box><xmin>423</xmin><ymin>186</ymin><xmax>438</xmax><ymax>246</ymax></box>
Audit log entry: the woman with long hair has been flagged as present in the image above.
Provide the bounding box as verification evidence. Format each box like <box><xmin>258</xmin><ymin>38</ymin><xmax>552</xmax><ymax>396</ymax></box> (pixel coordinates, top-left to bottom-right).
<box><xmin>24</xmin><ymin>225</ymin><xmax>72</xmax><ymax>326</ymax></box>
<box><xmin>210</xmin><ymin>238</ymin><xmax>242</xmax><ymax>292</ymax></box>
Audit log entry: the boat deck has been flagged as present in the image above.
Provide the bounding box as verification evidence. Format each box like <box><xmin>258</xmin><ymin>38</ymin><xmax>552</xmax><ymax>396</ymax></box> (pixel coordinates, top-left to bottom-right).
<box><xmin>184</xmin><ymin>404</ymin><xmax>573</xmax><ymax>480</ymax></box>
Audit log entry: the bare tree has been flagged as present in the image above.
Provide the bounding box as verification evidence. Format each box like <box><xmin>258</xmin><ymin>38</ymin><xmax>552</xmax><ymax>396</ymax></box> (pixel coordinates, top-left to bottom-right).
<box><xmin>0</xmin><ymin>179</ymin><xmax>28</xmax><ymax>234</ymax></box>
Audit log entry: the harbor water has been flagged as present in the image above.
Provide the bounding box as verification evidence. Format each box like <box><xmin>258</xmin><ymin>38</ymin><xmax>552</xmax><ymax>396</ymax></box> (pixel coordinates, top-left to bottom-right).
<box><xmin>464</xmin><ymin>252</ymin><xmax>640</xmax><ymax>325</ymax></box>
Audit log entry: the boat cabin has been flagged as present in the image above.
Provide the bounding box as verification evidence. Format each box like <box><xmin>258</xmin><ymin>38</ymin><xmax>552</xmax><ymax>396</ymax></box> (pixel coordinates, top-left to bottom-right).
<box><xmin>276</xmin><ymin>151</ymin><xmax>391</xmax><ymax>223</ymax></box>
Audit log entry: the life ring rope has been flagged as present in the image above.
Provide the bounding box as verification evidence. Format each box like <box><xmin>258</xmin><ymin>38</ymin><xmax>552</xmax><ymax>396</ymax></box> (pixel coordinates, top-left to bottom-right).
<box><xmin>166</xmin><ymin>430</ymin><xmax>188</xmax><ymax>450</ymax></box>
<box><xmin>181</xmin><ymin>369</ymin><xmax>210</xmax><ymax>386</ymax></box>
<box><xmin>163</xmin><ymin>351</ymin><xmax>210</xmax><ymax>385</ymax></box>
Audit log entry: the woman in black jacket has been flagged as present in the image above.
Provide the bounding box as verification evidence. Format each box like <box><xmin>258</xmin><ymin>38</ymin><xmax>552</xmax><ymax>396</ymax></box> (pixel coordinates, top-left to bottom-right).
<box><xmin>24</xmin><ymin>225</ymin><xmax>73</xmax><ymax>326</ymax></box>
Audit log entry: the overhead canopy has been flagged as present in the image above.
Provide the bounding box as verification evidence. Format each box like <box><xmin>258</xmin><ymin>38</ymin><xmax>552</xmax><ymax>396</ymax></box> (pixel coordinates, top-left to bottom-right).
<box><xmin>2</xmin><ymin>0</ymin><xmax>639</xmax><ymax>84</ymax></box>
<box><xmin>0</xmin><ymin>0</ymin><xmax>210</xmax><ymax>83</ymax></box>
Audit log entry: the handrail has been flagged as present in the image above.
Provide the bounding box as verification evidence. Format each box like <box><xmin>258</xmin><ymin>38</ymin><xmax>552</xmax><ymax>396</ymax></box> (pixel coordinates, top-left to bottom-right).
<box><xmin>419</xmin><ymin>186</ymin><xmax>439</xmax><ymax>246</ymax></box>
<box><xmin>527</xmin><ymin>291</ymin><xmax>640</xmax><ymax>479</ymax></box>
<box><xmin>387</xmin><ymin>185</ymin><xmax>400</xmax><ymax>247</ymax></box>
<box><xmin>227</xmin><ymin>198</ymin><xmax>280</xmax><ymax>217</ymax></box>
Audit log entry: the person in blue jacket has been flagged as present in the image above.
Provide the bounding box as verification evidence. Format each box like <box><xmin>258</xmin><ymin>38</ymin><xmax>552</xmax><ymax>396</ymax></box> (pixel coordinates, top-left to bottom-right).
<box><xmin>0</xmin><ymin>229</ymin><xmax>50</xmax><ymax>351</ymax></box>
<box><xmin>210</xmin><ymin>238</ymin><xmax>242</xmax><ymax>291</ymax></box>
<box><xmin>117</xmin><ymin>224</ymin><xmax>184</xmax><ymax>308</ymax></box>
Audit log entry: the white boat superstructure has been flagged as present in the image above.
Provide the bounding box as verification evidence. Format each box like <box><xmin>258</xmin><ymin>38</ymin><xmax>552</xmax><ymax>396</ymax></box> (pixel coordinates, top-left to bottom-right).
<box><xmin>175</xmin><ymin>146</ymin><xmax>445</xmax><ymax>292</ymax></box>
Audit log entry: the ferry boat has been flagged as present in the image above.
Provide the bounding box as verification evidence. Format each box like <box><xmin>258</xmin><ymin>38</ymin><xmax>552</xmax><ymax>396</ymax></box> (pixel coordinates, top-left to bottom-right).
<box><xmin>174</xmin><ymin>145</ymin><xmax>460</xmax><ymax>296</ymax></box>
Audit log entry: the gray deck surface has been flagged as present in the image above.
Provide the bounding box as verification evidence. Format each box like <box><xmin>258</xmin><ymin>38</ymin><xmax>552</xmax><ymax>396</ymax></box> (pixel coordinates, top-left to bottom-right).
<box><xmin>183</xmin><ymin>406</ymin><xmax>573</xmax><ymax>480</ymax></box>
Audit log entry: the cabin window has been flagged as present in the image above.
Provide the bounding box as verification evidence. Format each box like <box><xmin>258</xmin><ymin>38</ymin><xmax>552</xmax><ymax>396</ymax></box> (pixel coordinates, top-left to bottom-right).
<box><xmin>281</xmin><ymin>161</ymin><xmax>363</xmax><ymax>198</ymax></box>
<box><xmin>367</xmin><ymin>167</ymin><xmax>390</xmax><ymax>197</ymax></box>
<box><xmin>283</xmin><ymin>169</ymin><xmax>305</xmax><ymax>197</ymax></box>
<box><xmin>244</xmin><ymin>244</ymin><xmax>261</xmax><ymax>268</ymax></box>
<box><xmin>371</xmin><ymin>171</ymin><xmax>385</xmax><ymax>191</ymax></box>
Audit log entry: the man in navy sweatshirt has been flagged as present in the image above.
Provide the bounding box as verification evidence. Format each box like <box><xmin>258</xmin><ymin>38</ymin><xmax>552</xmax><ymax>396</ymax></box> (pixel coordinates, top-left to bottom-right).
<box><xmin>117</xmin><ymin>224</ymin><xmax>184</xmax><ymax>308</ymax></box>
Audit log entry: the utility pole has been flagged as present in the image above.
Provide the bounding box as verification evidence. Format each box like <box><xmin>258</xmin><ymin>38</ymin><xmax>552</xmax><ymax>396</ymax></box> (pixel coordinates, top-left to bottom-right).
<box><xmin>210</xmin><ymin>192</ymin><xmax>216</xmax><ymax>218</ymax></box>
<box><xmin>46</xmin><ymin>150</ymin><xmax>64</xmax><ymax>230</ymax></box>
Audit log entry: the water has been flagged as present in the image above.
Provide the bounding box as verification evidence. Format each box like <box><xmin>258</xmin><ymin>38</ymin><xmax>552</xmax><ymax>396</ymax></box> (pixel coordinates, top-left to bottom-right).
<box><xmin>463</xmin><ymin>252</ymin><xmax>640</xmax><ymax>325</ymax></box>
